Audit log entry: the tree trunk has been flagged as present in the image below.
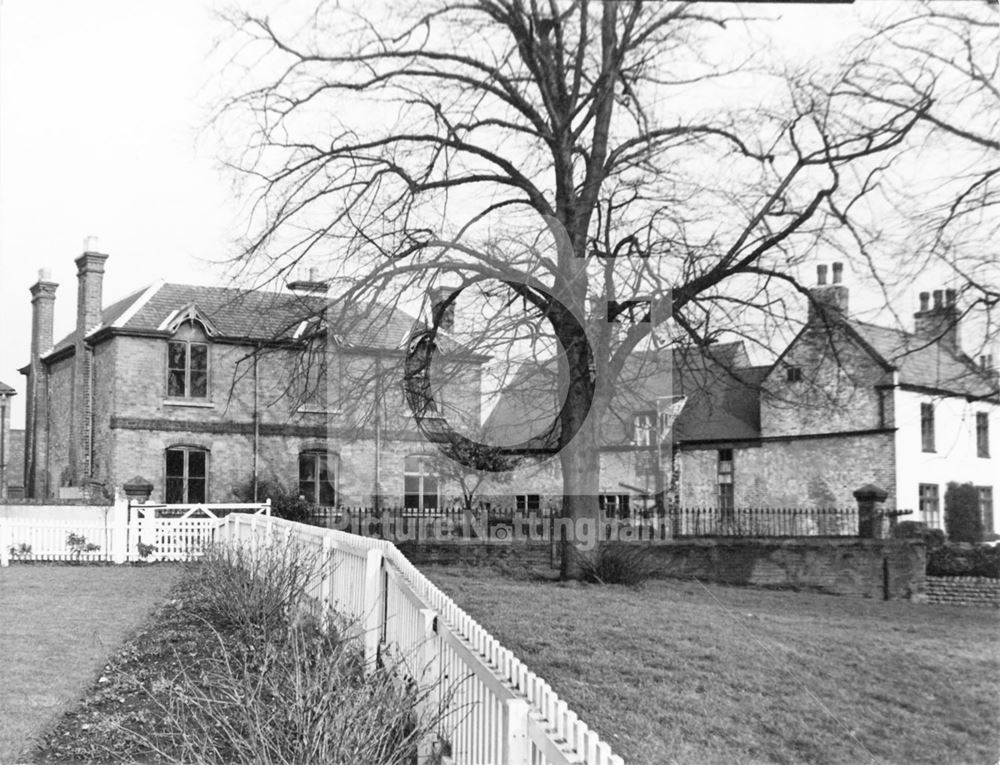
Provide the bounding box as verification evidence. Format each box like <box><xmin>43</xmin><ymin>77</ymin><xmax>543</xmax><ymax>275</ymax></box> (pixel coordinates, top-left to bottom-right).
<box><xmin>559</xmin><ymin>417</ymin><xmax>602</xmax><ymax>580</ymax></box>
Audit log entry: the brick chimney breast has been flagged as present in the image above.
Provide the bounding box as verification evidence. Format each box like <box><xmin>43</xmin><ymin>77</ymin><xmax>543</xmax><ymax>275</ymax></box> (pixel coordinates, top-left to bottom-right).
<box><xmin>75</xmin><ymin>250</ymin><xmax>109</xmax><ymax>337</ymax></box>
<box><xmin>807</xmin><ymin>263</ymin><xmax>848</xmax><ymax>325</ymax></box>
<box><xmin>914</xmin><ymin>287</ymin><xmax>960</xmax><ymax>351</ymax></box>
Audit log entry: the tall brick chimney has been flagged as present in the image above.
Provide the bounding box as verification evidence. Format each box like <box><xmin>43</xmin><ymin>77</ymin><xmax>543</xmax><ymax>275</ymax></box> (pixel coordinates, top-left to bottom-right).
<box><xmin>71</xmin><ymin>243</ymin><xmax>109</xmax><ymax>485</ymax></box>
<box><xmin>25</xmin><ymin>268</ymin><xmax>58</xmax><ymax>497</ymax></box>
<box><xmin>429</xmin><ymin>286</ymin><xmax>456</xmax><ymax>332</ymax></box>
<box><xmin>807</xmin><ymin>262</ymin><xmax>849</xmax><ymax>325</ymax></box>
<box><xmin>913</xmin><ymin>287</ymin><xmax>959</xmax><ymax>350</ymax></box>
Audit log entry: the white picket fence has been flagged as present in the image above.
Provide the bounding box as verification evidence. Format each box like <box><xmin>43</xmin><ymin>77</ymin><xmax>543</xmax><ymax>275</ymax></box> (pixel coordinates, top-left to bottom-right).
<box><xmin>219</xmin><ymin>514</ymin><xmax>625</xmax><ymax>765</ymax></box>
<box><xmin>0</xmin><ymin>500</ymin><xmax>270</xmax><ymax>566</ymax></box>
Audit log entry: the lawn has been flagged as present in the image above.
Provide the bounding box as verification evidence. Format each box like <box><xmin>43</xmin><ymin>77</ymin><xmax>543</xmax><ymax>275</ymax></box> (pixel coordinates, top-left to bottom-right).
<box><xmin>421</xmin><ymin>564</ymin><xmax>1000</xmax><ymax>765</ymax></box>
<box><xmin>0</xmin><ymin>564</ymin><xmax>181</xmax><ymax>764</ymax></box>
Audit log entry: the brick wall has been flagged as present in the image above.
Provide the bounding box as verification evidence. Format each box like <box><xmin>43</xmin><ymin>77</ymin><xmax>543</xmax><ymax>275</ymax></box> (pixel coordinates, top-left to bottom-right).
<box><xmin>397</xmin><ymin>540</ymin><xmax>555</xmax><ymax>568</ymax></box>
<box><xmin>925</xmin><ymin>576</ymin><xmax>1000</xmax><ymax>607</ymax></box>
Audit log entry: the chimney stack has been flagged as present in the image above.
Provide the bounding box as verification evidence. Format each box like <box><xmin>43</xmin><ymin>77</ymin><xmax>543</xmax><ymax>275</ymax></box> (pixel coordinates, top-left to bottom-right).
<box><xmin>25</xmin><ymin>269</ymin><xmax>59</xmax><ymax>497</ymax></box>
<box><xmin>428</xmin><ymin>286</ymin><xmax>455</xmax><ymax>333</ymax></box>
<box><xmin>76</xmin><ymin>247</ymin><xmax>109</xmax><ymax>338</ymax></box>
<box><xmin>286</xmin><ymin>267</ymin><xmax>329</xmax><ymax>294</ymax></box>
<box><xmin>914</xmin><ymin>286</ymin><xmax>960</xmax><ymax>351</ymax></box>
<box><xmin>807</xmin><ymin>261</ymin><xmax>849</xmax><ymax>325</ymax></box>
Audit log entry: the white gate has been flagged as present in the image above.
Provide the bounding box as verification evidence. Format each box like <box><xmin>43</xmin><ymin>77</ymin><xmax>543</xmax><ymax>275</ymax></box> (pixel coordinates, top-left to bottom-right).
<box><xmin>129</xmin><ymin>501</ymin><xmax>270</xmax><ymax>561</ymax></box>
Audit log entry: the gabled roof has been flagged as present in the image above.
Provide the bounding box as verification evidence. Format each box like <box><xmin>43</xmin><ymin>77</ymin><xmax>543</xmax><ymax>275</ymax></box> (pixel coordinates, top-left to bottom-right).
<box><xmin>44</xmin><ymin>283</ymin><xmax>446</xmax><ymax>361</ymax></box>
<box><xmin>849</xmin><ymin>320</ymin><xmax>998</xmax><ymax>399</ymax></box>
<box><xmin>0</xmin><ymin>380</ymin><xmax>16</xmax><ymax>396</ymax></box>
<box><xmin>484</xmin><ymin>342</ymin><xmax>765</xmax><ymax>447</ymax></box>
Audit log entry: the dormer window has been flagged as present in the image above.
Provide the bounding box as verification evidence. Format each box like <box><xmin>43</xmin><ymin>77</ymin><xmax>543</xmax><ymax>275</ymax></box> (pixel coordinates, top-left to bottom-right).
<box><xmin>167</xmin><ymin>321</ymin><xmax>209</xmax><ymax>398</ymax></box>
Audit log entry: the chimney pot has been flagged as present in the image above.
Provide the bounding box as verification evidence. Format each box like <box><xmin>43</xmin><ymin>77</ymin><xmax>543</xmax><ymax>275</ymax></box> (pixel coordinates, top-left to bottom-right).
<box><xmin>932</xmin><ymin>290</ymin><xmax>943</xmax><ymax>309</ymax></box>
<box><xmin>919</xmin><ymin>292</ymin><xmax>929</xmax><ymax>312</ymax></box>
<box><xmin>832</xmin><ymin>262</ymin><xmax>843</xmax><ymax>284</ymax></box>
<box><xmin>945</xmin><ymin>288</ymin><xmax>956</xmax><ymax>306</ymax></box>
<box><xmin>816</xmin><ymin>264</ymin><xmax>828</xmax><ymax>286</ymax></box>
<box><xmin>83</xmin><ymin>235</ymin><xmax>99</xmax><ymax>253</ymax></box>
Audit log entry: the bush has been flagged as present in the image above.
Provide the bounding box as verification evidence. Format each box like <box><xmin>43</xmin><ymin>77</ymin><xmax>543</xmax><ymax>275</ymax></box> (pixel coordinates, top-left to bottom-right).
<box><xmin>576</xmin><ymin>543</ymin><xmax>658</xmax><ymax>586</ymax></box>
<box><xmin>892</xmin><ymin>521</ymin><xmax>946</xmax><ymax>550</ymax></box>
<box><xmin>944</xmin><ymin>482</ymin><xmax>983</xmax><ymax>543</ymax></box>
<box><xmin>234</xmin><ymin>477</ymin><xmax>316</xmax><ymax>523</ymax></box>
<box><xmin>927</xmin><ymin>542</ymin><xmax>1000</xmax><ymax>578</ymax></box>
<box><xmin>182</xmin><ymin>539</ymin><xmax>320</xmax><ymax>645</ymax></box>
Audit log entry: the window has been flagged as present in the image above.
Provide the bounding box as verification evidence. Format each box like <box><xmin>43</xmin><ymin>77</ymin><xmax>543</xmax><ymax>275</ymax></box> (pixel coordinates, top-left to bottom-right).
<box><xmin>920</xmin><ymin>402</ymin><xmax>935</xmax><ymax>452</ymax></box>
<box><xmin>919</xmin><ymin>483</ymin><xmax>940</xmax><ymax>528</ymax></box>
<box><xmin>599</xmin><ymin>494</ymin><xmax>631</xmax><ymax>518</ymax></box>
<box><xmin>404</xmin><ymin>455</ymin><xmax>438</xmax><ymax>511</ymax></box>
<box><xmin>299</xmin><ymin>451</ymin><xmax>337</xmax><ymax>506</ymax></box>
<box><xmin>786</xmin><ymin>366</ymin><xmax>803</xmax><ymax>383</ymax></box>
<box><xmin>633</xmin><ymin>412</ymin><xmax>655</xmax><ymax>446</ymax></box>
<box><xmin>165</xmin><ymin>447</ymin><xmax>208</xmax><ymax>504</ymax></box>
<box><xmin>979</xmin><ymin>486</ymin><xmax>994</xmax><ymax>535</ymax></box>
<box><xmin>976</xmin><ymin>412</ymin><xmax>990</xmax><ymax>458</ymax></box>
<box><xmin>167</xmin><ymin>321</ymin><xmax>209</xmax><ymax>398</ymax></box>
<box><xmin>515</xmin><ymin>494</ymin><xmax>541</xmax><ymax>513</ymax></box>
<box><xmin>718</xmin><ymin>449</ymin><xmax>734</xmax><ymax>512</ymax></box>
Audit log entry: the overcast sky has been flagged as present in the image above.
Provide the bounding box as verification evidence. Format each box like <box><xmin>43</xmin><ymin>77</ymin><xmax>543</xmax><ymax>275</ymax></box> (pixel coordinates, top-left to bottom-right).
<box><xmin>0</xmin><ymin>1</ymin><xmax>981</xmax><ymax>429</ymax></box>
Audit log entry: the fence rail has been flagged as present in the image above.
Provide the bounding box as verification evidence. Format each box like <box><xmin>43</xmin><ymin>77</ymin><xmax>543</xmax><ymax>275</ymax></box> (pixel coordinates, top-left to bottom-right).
<box><xmin>220</xmin><ymin>514</ymin><xmax>624</xmax><ymax>765</ymax></box>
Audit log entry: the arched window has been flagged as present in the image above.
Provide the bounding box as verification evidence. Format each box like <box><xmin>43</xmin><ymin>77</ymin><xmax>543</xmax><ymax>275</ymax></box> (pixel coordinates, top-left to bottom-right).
<box><xmin>299</xmin><ymin>450</ymin><xmax>337</xmax><ymax>506</ymax></box>
<box><xmin>165</xmin><ymin>446</ymin><xmax>208</xmax><ymax>503</ymax></box>
<box><xmin>167</xmin><ymin>321</ymin><xmax>209</xmax><ymax>398</ymax></box>
<box><xmin>404</xmin><ymin>455</ymin><xmax>438</xmax><ymax>511</ymax></box>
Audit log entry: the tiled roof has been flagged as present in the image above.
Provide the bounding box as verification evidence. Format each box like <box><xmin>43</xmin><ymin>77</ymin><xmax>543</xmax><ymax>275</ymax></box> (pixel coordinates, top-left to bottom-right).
<box><xmin>46</xmin><ymin>283</ymin><xmax>434</xmax><ymax>359</ymax></box>
<box><xmin>484</xmin><ymin>342</ymin><xmax>765</xmax><ymax>446</ymax></box>
<box><xmin>850</xmin><ymin>320</ymin><xmax>998</xmax><ymax>398</ymax></box>
<box><xmin>0</xmin><ymin>380</ymin><xmax>15</xmax><ymax>395</ymax></box>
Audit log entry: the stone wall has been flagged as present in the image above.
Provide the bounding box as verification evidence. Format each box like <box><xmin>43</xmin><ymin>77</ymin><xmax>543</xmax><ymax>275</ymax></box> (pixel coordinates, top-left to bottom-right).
<box><xmin>397</xmin><ymin>539</ymin><xmax>555</xmax><ymax>568</ymax></box>
<box><xmin>925</xmin><ymin>576</ymin><xmax>1000</xmax><ymax>607</ymax></box>
<box><xmin>632</xmin><ymin>538</ymin><xmax>924</xmax><ymax>599</ymax></box>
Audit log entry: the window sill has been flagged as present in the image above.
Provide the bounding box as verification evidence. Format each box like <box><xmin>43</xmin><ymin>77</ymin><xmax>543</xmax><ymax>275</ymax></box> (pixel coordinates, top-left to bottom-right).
<box><xmin>296</xmin><ymin>407</ymin><xmax>342</xmax><ymax>415</ymax></box>
<box><xmin>163</xmin><ymin>399</ymin><xmax>215</xmax><ymax>409</ymax></box>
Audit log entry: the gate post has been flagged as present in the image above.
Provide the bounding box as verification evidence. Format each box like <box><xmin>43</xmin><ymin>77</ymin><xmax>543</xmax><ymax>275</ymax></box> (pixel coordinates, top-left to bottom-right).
<box><xmin>110</xmin><ymin>490</ymin><xmax>128</xmax><ymax>564</ymax></box>
<box><xmin>503</xmin><ymin>698</ymin><xmax>531</xmax><ymax>765</ymax></box>
<box><xmin>854</xmin><ymin>484</ymin><xmax>889</xmax><ymax>539</ymax></box>
<box><xmin>363</xmin><ymin>548</ymin><xmax>384</xmax><ymax>672</ymax></box>
<box><xmin>417</xmin><ymin>608</ymin><xmax>442</xmax><ymax>762</ymax></box>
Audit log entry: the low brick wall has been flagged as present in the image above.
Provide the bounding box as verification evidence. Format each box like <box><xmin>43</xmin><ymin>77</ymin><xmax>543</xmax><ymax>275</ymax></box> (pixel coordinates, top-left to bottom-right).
<box><xmin>633</xmin><ymin>539</ymin><xmax>925</xmax><ymax>600</ymax></box>
<box><xmin>925</xmin><ymin>576</ymin><xmax>1000</xmax><ymax>607</ymax></box>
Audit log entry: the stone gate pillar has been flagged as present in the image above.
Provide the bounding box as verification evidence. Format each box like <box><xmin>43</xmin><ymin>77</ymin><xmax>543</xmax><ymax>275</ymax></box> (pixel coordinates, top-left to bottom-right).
<box><xmin>854</xmin><ymin>483</ymin><xmax>889</xmax><ymax>539</ymax></box>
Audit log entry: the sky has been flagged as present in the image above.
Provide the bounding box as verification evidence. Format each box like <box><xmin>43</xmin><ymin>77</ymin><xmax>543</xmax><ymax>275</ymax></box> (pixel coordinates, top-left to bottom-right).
<box><xmin>0</xmin><ymin>1</ymin><xmax>985</xmax><ymax>429</ymax></box>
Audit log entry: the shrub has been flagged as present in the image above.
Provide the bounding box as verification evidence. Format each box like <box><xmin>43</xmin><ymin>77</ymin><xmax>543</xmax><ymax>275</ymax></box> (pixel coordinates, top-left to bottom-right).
<box><xmin>182</xmin><ymin>539</ymin><xmax>321</xmax><ymax>645</ymax></box>
<box><xmin>66</xmin><ymin>532</ymin><xmax>100</xmax><ymax>563</ymax></box>
<box><xmin>892</xmin><ymin>521</ymin><xmax>946</xmax><ymax>550</ymax></box>
<box><xmin>576</xmin><ymin>543</ymin><xmax>658</xmax><ymax>586</ymax></box>
<box><xmin>234</xmin><ymin>477</ymin><xmax>316</xmax><ymax>523</ymax></box>
<box><xmin>944</xmin><ymin>482</ymin><xmax>983</xmax><ymax>543</ymax></box>
<box><xmin>8</xmin><ymin>542</ymin><xmax>33</xmax><ymax>561</ymax></box>
<box><xmin>927</xmin><ymin>542</ymin><xmax>1000</xmax><ymax>578</ymax></box>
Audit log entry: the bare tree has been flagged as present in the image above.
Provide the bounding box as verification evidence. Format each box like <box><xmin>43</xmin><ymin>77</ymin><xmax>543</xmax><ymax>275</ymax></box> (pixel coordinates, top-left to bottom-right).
<box><xmin>215</xmin><ymin>0</ymin><xmax>928</xmax><ymax>576</ymax></box>
<box><xmin>844</xmin><ymin>1</ymin><xmax>999</xmax><ymax>349</ymax></box>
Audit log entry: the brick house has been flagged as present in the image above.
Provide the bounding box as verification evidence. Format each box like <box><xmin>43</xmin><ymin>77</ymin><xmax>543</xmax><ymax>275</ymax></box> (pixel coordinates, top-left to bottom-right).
<box><xmin>18</xmin><ymin>250</ymin><xmax>485</xmax><ymax>507</ymax></box>
<box><xmin>483</xmin><ymin>264</ymin><xmax>999</xmax><ymax>534</ymax></box>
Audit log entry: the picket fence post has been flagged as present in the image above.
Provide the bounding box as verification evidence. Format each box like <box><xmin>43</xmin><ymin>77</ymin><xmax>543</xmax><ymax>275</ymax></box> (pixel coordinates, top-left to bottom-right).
<box><xmin>111</xmin><ymin>493</ymin><xmax>128</xmax><ymax>564</ymax></box>
<box><xmin>417</xmin><ymin>607</ymin><xmax>441</xmax><ymax>763</ymax></box>
<box><xmin>0</xmin><ymin>520</ymin><xmax>10</xmax><ymax>567</ymax></box>
<box><xmin>503</xmin><ymin>697</ymin><xmax>531</xmax><ymax>765</ymax></box>
<box><xmin>363</xmin><ymin>547</ymin><xmax>384</xmax><ymax>671</ymax></box>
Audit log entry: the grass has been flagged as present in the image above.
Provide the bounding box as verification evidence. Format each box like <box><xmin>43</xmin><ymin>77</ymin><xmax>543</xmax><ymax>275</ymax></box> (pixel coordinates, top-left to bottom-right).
<box><xmin>0</xmin><ymin>564</ymin><xmax>182</xmax><ymax>764</ymax></box>
<box><xmin>421</xmin><ymin>564</ymin><xmax>1000</xmax><ymax>765</ymax></box>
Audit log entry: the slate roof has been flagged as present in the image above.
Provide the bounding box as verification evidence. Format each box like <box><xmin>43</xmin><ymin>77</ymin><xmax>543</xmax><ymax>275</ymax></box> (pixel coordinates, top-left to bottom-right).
<box><xmin>484</xmin><ymin>342</ymin><xmax>765</xmax><ymax>446</ymax></box>
<box><xmin>46</xmin><ymin>283</ymin><xmax>442</xmax><ymax>359</ymax></box>
<box><xmin>0</xmin><ymin>380</ymin><xmax>15</xmax><ymax>395</ymax></box>
<box><xmin>849</xmin><ymin>320</ymin><xmax>998</xmax><ymax>399</ymax></box>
